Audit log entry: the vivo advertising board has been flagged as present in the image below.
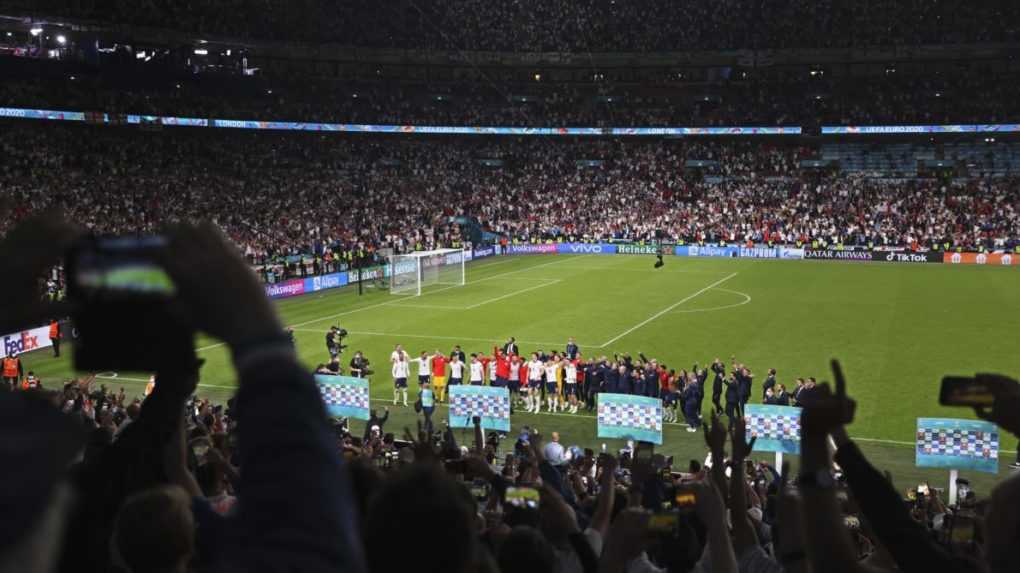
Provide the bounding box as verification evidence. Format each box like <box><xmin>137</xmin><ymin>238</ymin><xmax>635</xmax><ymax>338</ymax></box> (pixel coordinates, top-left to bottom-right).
<box><xmin>555</xmin><ymin>243</ymin><xmax>618</xmax><ymax>255</ymax></box>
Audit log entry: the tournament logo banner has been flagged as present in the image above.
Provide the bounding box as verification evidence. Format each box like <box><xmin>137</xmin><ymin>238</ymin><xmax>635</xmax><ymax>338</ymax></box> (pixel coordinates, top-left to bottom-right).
<box><xmin>743</xmin><ymin>404</ymin><xmax>802</xmax><ymax>454</ymax></box>
<box><xmin>944</xmin><ymin>252</ymin><xmax>1020</xmax><ymax>266</ymax></box>
<box><xmin>916</xmin><ymin>418</ymin><xmax>999</xmax><ymax>474</ymax></box>
<box><xmin>315</xmin><ymin>375</ymin><xmax>371</xmax><ymax>420</ymax></box>
<box><xmin>597</xmin><ymin>393</ymin><xmax>663</xmax><ymax>445</ymax></box>
<box><xmin>449</xmin><ymin>386</ymin><xmax>511</xmax><ymax>432</ymax></box>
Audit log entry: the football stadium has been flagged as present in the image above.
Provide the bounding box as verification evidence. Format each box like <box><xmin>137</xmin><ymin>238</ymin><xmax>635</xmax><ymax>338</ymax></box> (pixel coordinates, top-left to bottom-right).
<box><xmin>1</xmin><ymin>3</ymin><xmax>1019</xmax><ymax>573</ymax></box>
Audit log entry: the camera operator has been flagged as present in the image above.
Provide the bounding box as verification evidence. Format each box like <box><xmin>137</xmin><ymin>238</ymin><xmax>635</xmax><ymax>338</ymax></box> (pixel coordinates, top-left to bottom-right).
<box><xmin>326</xmin><ymin>327</ymin><xmax>340</xmax><ymax>359</ymax></box>
<box><xmin>349</xmin><ymin>351</ymin><xmax>372</xmax><ymax>378</ymax></box>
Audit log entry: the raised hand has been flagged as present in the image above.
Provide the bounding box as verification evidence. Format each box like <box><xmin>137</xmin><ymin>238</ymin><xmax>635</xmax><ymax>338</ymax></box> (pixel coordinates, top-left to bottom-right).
<box><xmin>403</xmin><ymin>421</ymin><xmax>438</xmax><ymax>464</ymax></box>
<box><xmin>800</xmin><ymin>359</ymin><xmax>857</xmax><ymax>436</ymax></box>
<box><xmin>730</xmin><ymin>410</ymin><xmax>757</xmax><ymax>461</ymax></box>
<box><xmin>160</xmin><ymin>222</ymin><xmax>282</xmax><ymax>347</ymax></box>
<box><xmin>702</xmin><ymin>409</ymin><xmax>727</xmax><ymax>458</ymax></box>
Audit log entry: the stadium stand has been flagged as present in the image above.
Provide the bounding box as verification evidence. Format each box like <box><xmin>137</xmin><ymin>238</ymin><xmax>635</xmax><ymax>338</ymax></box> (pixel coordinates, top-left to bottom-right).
<box><xmin>1</xmin><ymin>2</ymin><xmax>1019</xmax><ymax>573</ymax></box>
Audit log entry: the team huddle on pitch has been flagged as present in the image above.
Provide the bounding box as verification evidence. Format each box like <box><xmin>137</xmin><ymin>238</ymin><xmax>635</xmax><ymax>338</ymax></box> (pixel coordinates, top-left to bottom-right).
<box><xmin>385</xmin><ymin>337</ymin><xmax>800</xmax><ymax>424</ymax></box>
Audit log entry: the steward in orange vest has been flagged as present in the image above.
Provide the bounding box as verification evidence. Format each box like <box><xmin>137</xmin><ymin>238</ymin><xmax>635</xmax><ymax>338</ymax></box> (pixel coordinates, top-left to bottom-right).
<box><xmin>2</xmin><ymin>355</ymin><xmax>23</xmax><ymax>390</ymax></box>
<box><xmin>50</xmin><ymin>320</ymin><xmax>61</xmax><ymax>358</ymax></box>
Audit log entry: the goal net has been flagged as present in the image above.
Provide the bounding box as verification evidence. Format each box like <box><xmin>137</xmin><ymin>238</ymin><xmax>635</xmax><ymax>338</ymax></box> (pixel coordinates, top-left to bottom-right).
<box><xmin>389</xmin><ymin>248</ymin><xmax>466</xmax><ymax>296</ymax></box>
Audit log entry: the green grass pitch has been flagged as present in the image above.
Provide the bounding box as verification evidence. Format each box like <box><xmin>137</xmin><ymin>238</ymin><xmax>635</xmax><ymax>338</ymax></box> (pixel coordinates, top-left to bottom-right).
<box><xmin>22</xmin><ymin>254</ymin><xmax>1020</xmax><ymax>494</ymax></box>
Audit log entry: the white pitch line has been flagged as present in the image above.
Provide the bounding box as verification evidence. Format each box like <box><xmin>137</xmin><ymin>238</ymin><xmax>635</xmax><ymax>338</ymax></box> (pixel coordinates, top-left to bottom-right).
<box><xmin>463</xmin><ymin>279</ymin><xmax>562</xmax><ymax>310</ymax></box>
<box><xmin>193</xmin><ymin>256</ymin><xmax>579</xmax><ymax>354</ymax></box>
<box><xmin>286</xmin><ymin>255</ymin><xmax>579</xmax><ymax>330</ymax></box>
<box><xmin>671</xmin><ymin>288</ymin><xmax>752</xmax><ymax>314</ymax></box>
<box><xmin>292</xmin><ymin>328</ymin><xmax>569</xmax><ymax>348</ymax></box>
<box><xmin>598</xmin><ymin>272</ymin><xmax>739</xmax><ymax>348</ymax></box>
<box><xmin>387</xmin><ymin>303</ymin><xmax>466</xmax><ymax>310</ymax></box>
<box><xmin>95</xmin><ymin>374</ymin><xmax>236</xmax><ymax>390</ymax></box>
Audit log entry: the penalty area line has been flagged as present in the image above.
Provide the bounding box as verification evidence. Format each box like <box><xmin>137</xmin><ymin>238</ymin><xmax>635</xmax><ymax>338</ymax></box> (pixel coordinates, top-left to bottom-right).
<box><xmin>598</xmin><ymin>272</ymin><xmax>739</xmax><ymax>348</ymax></box>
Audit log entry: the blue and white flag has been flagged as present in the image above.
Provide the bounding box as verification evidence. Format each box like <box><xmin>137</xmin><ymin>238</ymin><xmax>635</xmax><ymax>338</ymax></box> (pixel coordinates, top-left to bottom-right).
<box><xmin>916</xmin><ymin>418</ymin><xmax>999</xmax><ymax>474</ymax></box>
<box><xmin>315</xmin><ymin>375</ymin><xmax>371</xmax><ymax>420</ymax></box>
<box><xmin>597</xmin><ymin>393</ymin><xmax>663</xmax><ymax>445</ymax></box>
<box><xmin>744</xmin><ymin>404</ymin><xmax>802</xmax><ymax>455</ymax></box>
<box><xmin>449</xmin><ymin>386</ymin><xmax>511</xmax><ymax>432</ymax></box>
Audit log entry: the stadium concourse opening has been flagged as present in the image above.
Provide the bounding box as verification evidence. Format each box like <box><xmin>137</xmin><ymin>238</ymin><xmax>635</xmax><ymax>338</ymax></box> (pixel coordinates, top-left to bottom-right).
<box><xmin>2</xmin><ymin>5</ymin><xmax>1020</xmax><ymax>573</ymax></box>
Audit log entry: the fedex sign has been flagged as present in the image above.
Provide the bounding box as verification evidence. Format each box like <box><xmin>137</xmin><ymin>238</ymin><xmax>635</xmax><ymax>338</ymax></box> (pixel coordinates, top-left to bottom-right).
<box><xmin>1</xmin><ymin>325</ymin><xmax>51</xmax><ymax>358</ymax></box>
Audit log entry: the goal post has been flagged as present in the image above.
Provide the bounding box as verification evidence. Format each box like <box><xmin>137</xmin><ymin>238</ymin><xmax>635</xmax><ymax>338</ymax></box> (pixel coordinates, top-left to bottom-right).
<box><xmin>389</xmin><ymin>248</ymin><xmax>466</xmax><ymax>296</ymax></box>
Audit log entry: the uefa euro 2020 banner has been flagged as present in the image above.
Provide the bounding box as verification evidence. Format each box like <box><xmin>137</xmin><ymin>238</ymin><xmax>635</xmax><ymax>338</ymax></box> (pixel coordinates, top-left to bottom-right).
<box><xmin>916</xmin><ymin>418</ymin><xmax>999</xmax><ymax>474</ymax></box>
<box><xmin>449</xmin><ymin>386</ymin><xmax>511</xmax><ymax>432</ymax></box>
<box><xmin>315</xmin><ymin>375</ymin><xmax>371</xmax><ymax>420</ymax></box>
<box><xmin>743</xmin><ymin>404</ymin><xmax>802</xmax><ymax>454</ymax></box>
<box><xmin>597</xmin><ymin>393</ymin><xmax>663</xmax><ymax>445</ymax></box>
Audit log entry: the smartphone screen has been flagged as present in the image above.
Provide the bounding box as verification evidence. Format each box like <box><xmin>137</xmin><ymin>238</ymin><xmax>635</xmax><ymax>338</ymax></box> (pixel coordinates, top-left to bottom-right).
<box><xmin>674</xmin><ymin>486</ymin><xmax>697</xmax><ymax>511</ymax></box>
<box><xmin>505</xmin><ymin>486</ymin><xmax>540</xmax><ymax>509</ymax></box>
<box><xmin>939</xmin><ymin>376</ymin><xmax>996</xmax><ymax>407</ymax></box>
<box><xmin>71</xmin><ymin>236</ymin><xmax>176</xmax><ymax>298</ymax></box>
<box><xmin>647</xmin><ymin>512</ymin><xmax>678</xmax><ymax>533</ymax></box>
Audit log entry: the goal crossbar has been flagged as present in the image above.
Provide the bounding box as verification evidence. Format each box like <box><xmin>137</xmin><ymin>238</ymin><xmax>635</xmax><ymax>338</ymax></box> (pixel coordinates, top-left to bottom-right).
<box><xmin>389</xmin><ymin>248</ymin><xmax>466</xmax><ymax>296</ymax></box>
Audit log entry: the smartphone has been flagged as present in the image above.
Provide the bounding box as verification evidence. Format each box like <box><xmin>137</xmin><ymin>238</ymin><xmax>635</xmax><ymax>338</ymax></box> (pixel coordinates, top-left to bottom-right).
<box><xmin>674</xmin><ymin>485</ymin><xmax>697</xmax><ymax>512</ymax></box>
<box><xmin>505</xmin><ymin>486</ymin><xmax>540</xmax><ymax>509</ymax></box>
<box><xmin>647</xmin><ymin>512</ymin><xmax>679</xmax><ymax>533</ymax></box>
<box><xmin>939</xmin><ymin>376</ymin><xmax>997</xmax><ymax>407</ymax></box>
<box><xmin>67</xmin><ymin>235</ymin><xmax>194</xmax><ymax>371</ymax></box>
<box><xmin>470</xmin><ymin>479</ymin><xmax>490</xmax><ymax>502</ymax></box>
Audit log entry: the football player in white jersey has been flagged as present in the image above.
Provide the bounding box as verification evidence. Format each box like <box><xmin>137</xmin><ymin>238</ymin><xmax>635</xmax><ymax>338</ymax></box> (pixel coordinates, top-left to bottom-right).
<box><xmin>564</xmin><ymin>359</ymin><xmax>579</xmax><ymax>414</ymax></box>
<box><xmin>414</xmin><ymin>351</ymin><xmax>432</xmax><ymax>390</ymax></box>
<box><xmin>526</xmin><ymin>353</ymin><xmax>545</xmax><ymax>413</ymax></box>
<box><xmin>391</xmin><ymin>350</ymin><xmax>411</xmax><ymax>406</ymax></box>
<box><xmin>469</xmin><ymin>354</ymin><xmax>486</xmax><ymax>385</ymax></box>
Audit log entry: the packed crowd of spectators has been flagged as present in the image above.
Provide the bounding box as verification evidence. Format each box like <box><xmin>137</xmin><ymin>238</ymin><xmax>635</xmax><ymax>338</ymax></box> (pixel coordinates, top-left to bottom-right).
<box><xmin>6</xmin><ymin>0</ymin><xmax>1019</xmax><ymax>50</ymax></box>
<box><xmin>3</xmin><ymin>123</ymin><xmax>1018</xmax><ymax>257</ymax></box>
<box><xmin>2</xmin><ymin>190</ymin><xmax>1020</xmax><ymax>573</ymax></box>
<box><xmin>2</xmin><ymin>67</ymin><xmax>1018</xmax><ymax>128</ymax></box>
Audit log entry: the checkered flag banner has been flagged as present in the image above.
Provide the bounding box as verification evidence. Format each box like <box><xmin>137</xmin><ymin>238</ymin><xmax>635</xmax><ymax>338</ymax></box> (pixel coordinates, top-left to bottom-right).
<box><xmin>743</xmin><ymin>405</ymin><xmax>802</xmax><ymax>455</ymax></box>
<box><xmin>916</xmin><ymin>418</ymin><xmax>999</xmax><ymax>474</ymax></box>
<box><xmin>449</xmin><ymin>386</ymin><xmax>511</xmax><ymax>432</ymax></box>
<box><xmin>315</xmin><ymin>374</ymin><xmax>371</xmax><ymax>421</ymax></box>
<box><xmin>597</xmin><ymin>393</ymin><xmax>663</xmax><ymax>445</ymax></box>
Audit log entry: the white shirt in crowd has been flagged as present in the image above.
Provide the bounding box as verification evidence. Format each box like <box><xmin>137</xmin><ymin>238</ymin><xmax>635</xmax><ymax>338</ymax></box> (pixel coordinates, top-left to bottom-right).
<box><xmin>565</xmin><ymin>363</ymin><xmax>577</xmax><ymax>384</ymax></box>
